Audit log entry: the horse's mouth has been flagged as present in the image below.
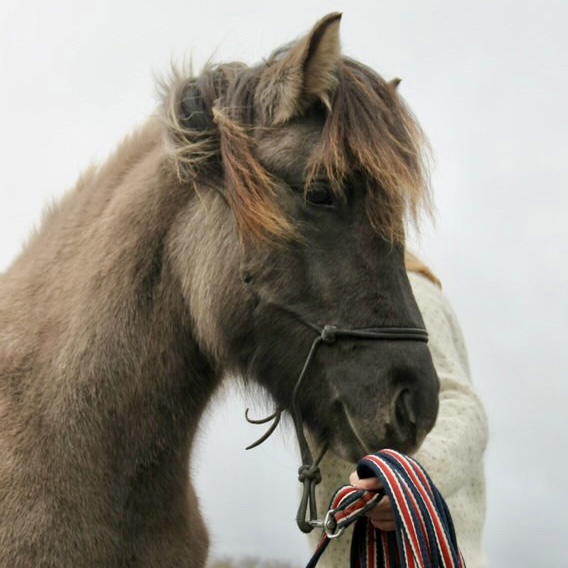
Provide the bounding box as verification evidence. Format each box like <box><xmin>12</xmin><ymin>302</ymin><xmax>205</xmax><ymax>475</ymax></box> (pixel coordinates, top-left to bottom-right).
<box><xmin>326</xmin><ymin>399</ymin><xmax>421</xmax><ymax>463</ymax></box>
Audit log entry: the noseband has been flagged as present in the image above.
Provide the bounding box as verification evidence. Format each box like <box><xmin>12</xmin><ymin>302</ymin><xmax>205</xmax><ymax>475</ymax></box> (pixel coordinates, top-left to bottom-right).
<box><xmin>246</xmin><ymin>321</ymin><xmax>428</xmax><ymax>533</ymax></box>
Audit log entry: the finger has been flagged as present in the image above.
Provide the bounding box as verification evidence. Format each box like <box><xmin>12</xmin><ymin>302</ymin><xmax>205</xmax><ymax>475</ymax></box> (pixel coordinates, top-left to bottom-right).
<box><xmin>349</xmin><ymin>471</ymin><xmax>359</xmax><ymax>485</ymax></box>
<box><xmin>356</xmin><ymin>478</ymin><xmax>383</xmax><ymax>491</ymax></box>
<box><xmin>365</xmin><ymin>496</ymin><xmax>392</xmax><ymax>520</ymax></box>
<box><xmin>365</xmin><ymin>497</ymin><xmax>395</xmax><ymax>531</ymax></box>
<box><xmin>370</xmin><ymin>519</ymin><xmax>396</xmax><ymax>532</ymax></box>
<box><xmin>349</xmin><ymin>471</ymin><xmax>384</xmax><ymax>491</ymax></box>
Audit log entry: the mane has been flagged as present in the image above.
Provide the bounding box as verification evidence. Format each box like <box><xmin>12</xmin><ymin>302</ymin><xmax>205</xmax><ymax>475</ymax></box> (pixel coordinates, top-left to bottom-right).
<box><xmin>161</xmin><ymin>54</ymin><xmax>431</xmax><ymax>244</ymax></box>
<box><xmin>405</xmin><ymin>250</ymin><xmax>442</xmax><ymax>288</ymax></box>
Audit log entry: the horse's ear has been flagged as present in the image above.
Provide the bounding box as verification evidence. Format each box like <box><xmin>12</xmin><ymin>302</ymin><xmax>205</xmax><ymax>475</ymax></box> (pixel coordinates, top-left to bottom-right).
<box><xmin>180</xmin><ymin>81</ymin><xmax>216</xmax><ymax>131</ymax></box>
<box><xmin>300</xmin><ymin>12</ymin><xmax>342</xmax><ymax>103</ymax></box>
<box><xmin>257</xmin><ymin>12</ymin><xmax>342</xmax><ymax>124</ymax></box>
<box><xmin>389</xmin><ymin>77</ymin><xmax>402</xmax><ymax>90</ymax></box>
<box><xmin>162</xmin><ymin>67</ymin><xmax>243</xmax><ymax>181</ymax></box>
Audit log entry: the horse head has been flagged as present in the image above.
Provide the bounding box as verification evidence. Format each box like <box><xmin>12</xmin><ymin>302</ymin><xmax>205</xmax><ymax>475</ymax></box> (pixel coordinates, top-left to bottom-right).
<box><xmin>162</xmin><ymin>13</ymin><xmax>438</xmax><ymax>463</ymax></box>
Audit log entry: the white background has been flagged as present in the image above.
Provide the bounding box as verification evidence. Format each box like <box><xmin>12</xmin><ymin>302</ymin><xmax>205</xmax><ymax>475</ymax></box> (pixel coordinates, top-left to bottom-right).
<box><xmin>1</xmin><ymin>1</ymin><xmax>566</xmax><ymax>566</ymax></box>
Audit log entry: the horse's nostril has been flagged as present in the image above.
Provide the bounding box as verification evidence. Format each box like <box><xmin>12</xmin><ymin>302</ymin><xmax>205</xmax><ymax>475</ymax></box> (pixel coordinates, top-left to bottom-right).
<box><xmin>395</xmin><ymin>389</ymin><xmax>417</xmax><ymax>428</ymax></box>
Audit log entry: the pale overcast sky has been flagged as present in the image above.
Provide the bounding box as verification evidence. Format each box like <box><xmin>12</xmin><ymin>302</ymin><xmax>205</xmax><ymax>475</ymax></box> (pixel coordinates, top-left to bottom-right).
<box><xmin>1</xmin><ymin>1</ymin><xmax>567</xmax><ymax>566</ymax></box>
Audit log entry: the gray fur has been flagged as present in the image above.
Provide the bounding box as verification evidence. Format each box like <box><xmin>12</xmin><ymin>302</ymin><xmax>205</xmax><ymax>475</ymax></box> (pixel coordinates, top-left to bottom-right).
<box><xmin>0</xmin><ymin>14</ymin><xmax>438</xmax><ymax>567</ymax></box>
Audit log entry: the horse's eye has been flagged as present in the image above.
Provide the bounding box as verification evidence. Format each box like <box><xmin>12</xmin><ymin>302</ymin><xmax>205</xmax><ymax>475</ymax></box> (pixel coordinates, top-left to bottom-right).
<box><xmin>305</xmin><ymin>183</ymin><xmax>334</xmax><ymax>207</ymax></box>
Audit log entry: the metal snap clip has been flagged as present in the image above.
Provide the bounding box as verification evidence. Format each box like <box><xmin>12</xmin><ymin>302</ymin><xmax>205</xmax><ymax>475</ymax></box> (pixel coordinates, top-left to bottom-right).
<box><xmin>323</xmin><ymin>510</ymin><xmax>345</xmax><ymax>539</ymax></box>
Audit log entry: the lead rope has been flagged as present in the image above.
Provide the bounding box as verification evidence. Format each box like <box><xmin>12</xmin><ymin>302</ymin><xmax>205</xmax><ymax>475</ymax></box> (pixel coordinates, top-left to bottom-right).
<box><xmin>306</xmin><ymin>449</ymin><xmax>466</xmax><ymax>568</ymax></box>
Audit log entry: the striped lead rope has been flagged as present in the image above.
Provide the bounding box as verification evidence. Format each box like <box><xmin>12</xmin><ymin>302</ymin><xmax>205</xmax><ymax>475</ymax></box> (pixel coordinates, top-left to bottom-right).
<box><xmin>305</xmin><ymin>449</ymin><xmax>466</xmax><ymax>568</ymax></box>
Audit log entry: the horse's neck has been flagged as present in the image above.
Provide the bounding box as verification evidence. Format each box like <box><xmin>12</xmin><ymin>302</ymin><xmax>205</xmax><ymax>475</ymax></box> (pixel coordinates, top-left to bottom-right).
<box><xmin>0</xmin><ymin>118</ymin><xmax>218</xmax><ymax>475</ymax></box>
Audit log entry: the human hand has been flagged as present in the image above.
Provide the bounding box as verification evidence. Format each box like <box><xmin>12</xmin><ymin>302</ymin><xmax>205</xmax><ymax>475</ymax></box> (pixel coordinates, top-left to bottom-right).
<box><xmin>349</xmin><ymin>471</ymin><xmax>396</xmax><ymax>532</ymax></box>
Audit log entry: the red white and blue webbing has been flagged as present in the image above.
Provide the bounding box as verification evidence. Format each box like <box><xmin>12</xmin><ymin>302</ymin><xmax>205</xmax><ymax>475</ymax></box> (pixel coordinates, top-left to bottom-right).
<box><xmin>305</xmin><ymin>449</ymin><xmax>466</xmax><ymax>568</ymax></box>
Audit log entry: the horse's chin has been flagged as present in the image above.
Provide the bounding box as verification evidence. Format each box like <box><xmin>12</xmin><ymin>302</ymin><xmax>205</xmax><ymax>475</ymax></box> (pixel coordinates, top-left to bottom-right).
<box><xmin>324</xmin><ymin>402</ymin><xmax>425</xmax><ymax>464</ymax></box>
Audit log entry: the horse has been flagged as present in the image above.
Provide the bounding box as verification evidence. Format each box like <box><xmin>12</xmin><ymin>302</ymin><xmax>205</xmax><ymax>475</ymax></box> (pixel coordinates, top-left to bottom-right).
<box><xmin>0</xmin><ymin>13</ymin><xmax>439</xmax><ymax>568</ymax></box>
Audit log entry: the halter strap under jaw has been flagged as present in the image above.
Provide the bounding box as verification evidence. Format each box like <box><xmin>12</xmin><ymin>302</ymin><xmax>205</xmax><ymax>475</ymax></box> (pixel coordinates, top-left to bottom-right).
<box><xmin>245</xmin><ymin>317</ymin><xmax>429</xmax><ymax>533</ymax></box>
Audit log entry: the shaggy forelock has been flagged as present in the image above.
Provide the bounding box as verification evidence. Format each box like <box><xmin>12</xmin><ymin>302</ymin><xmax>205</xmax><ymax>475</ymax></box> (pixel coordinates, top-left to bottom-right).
<box><xmin>307</xmin><ymin>58</ymin><xmax>432</xmax><ymax>242</ymax></box>
<box><xmin>160</xmin><ymin>54</ymin><xmax>431</xmax><ymax>245</ymax></box>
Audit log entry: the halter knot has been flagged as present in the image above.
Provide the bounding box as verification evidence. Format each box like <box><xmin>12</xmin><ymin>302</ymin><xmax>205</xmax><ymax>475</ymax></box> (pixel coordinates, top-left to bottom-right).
<box><xmin>298</xmin><ymin>463</ymin><xmax>322</xmax><ymax>484</ymax></box>
<box><xmin>321</xmin><ymin>325</ymin><xmax>338</xmax><ymax>344</ymax></box>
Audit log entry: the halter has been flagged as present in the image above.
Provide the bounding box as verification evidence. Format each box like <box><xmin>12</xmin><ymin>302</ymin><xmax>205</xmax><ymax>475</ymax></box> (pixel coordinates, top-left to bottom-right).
<box><xmin>246</xmin><ymin>320</ymin><xmax>429</xmax><ymax>533</ymax></box>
